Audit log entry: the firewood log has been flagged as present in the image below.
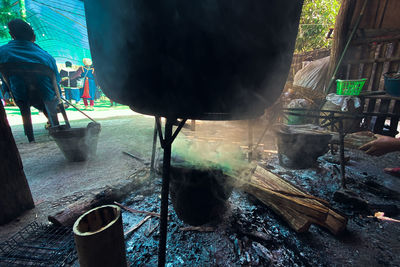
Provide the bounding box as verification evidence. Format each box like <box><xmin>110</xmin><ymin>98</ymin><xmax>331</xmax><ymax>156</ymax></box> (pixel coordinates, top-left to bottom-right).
<box><xmin>234</xmin><ymin>165</ymin><xmax>347</xmax><ymax>235</ymax></box>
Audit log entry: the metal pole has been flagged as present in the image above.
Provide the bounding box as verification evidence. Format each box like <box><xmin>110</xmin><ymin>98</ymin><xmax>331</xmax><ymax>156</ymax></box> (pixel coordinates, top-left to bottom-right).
<box><xmin>339</xmin><ymin>119</ymin><xmax>346</xmax><ymax>188</ymax></box>
<box><xmin>150</xmin><ymin>119</ymin><xmax>158</xmax><ymax>174</ymax></box>
<box><xmin>248</xmin><ymin>120</ymin><xmax>253</xmax><ymax>162</ymax></box>
<box><xmin>61</xmin><ymin>97</ymin><xmax>98</xmax><ymax>123</ymax></box>
<box><xmin>19</xmin><ymin>0</ymin><xmax>27</xmax><ymax>20</ymax></box>
<box><xmin>330</xmin><ymin>117</ymin><xmax>335</xmax><ymax>155</ymax></box>
<box><xmin>325</xmin><ymin>0</ymin><xmax>370</xmax><ymax>94</ymax></box>
<box><xmin>158</xmin><ymin>119</ymin><xmax>173</xmax><ymax>267</ymax></box>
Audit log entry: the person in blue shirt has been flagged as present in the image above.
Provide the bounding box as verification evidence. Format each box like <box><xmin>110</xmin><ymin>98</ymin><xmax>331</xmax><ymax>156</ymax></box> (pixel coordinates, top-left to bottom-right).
<box><xmin>0</xmin><ymin>19</ymin><xmax>61</xmax><ymax>141</ymax></box>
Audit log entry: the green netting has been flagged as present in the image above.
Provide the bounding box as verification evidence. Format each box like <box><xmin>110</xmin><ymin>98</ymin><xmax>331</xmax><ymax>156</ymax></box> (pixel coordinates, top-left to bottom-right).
<box><xmin>0</xmin><ymin>0</ymin><xmax>90</xmax><ymax>65</ymax></box>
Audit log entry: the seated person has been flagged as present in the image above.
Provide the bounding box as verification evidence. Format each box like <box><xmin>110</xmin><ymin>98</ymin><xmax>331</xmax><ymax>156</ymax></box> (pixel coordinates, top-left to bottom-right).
<box><xmin>0</xmin><ymin>19</ymin><xmax>62</xmax><ymax>140</ymax></box>
<box><xmin>360</xmin><ymin>135</ymin><xmax>400</xmax><ymax>177</ymax></box>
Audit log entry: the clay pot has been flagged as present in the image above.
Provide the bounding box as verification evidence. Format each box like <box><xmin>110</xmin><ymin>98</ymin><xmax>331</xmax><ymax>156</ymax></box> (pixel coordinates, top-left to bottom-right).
<box><xmin>275</xmin><ymin>126</ymin><xmax>332</xmax><ymax>169</ymax></box>
<box><xmin>169</xmin><ymin>165</ymin><xmax>233</xmax><ymax>226</ymax></box>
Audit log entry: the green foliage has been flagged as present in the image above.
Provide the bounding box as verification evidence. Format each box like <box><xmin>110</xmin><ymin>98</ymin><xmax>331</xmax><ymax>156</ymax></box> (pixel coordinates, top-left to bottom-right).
<box><xmin>0</xmin><ymin>0</ymin><xmax>22</xmax><ymax>39</ymax></box>
<box><xmin>295</xmin><ymin>0</ymin><xmax>341</xmax><ymax>53</ymax></box>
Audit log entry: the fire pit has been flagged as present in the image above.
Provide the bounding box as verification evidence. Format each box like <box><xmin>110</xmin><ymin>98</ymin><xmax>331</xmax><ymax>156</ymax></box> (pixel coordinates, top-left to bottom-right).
<box><xmin>83</xmin><ymin>0</ymin><xmax>304</xmax><ymax>264</ymax></box>
<box><xmin>170</xmin><ymin>165</ymin><xmax>233</xmax><ymax>226</ymax></box>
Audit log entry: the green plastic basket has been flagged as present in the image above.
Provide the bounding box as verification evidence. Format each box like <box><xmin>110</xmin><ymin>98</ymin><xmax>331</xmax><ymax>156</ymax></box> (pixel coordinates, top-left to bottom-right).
<box><xmin>336</xmin><ymin>78</ymin><xmax>367</xmax><ymax>95</ymax></box>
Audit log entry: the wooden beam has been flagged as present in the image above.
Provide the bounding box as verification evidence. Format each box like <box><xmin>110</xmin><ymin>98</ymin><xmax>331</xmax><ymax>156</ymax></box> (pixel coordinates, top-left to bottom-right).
<box><xmin>0</xmin><ymin>103</ymin><xmax>34</xmax><ymax>225</ymax></box>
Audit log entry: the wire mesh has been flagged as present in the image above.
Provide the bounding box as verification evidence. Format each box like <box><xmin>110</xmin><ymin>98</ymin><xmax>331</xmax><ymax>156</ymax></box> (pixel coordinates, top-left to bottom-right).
<box><xmin>0</xmin><ymin>222</ymin><xmax>77</xmax><ymax>266</ymax></box>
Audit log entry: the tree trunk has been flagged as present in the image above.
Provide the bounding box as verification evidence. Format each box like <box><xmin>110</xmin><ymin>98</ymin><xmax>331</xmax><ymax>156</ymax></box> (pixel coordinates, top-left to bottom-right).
<box><xmin>0</xmin><ymin>103</ymin><xmax>34</xmax><ymax>225</ymax></box>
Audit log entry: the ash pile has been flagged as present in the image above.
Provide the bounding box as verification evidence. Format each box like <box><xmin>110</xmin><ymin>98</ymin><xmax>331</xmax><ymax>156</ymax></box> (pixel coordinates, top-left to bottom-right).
<box><xmin>118</xmin><ymin>143</ymin><xmax>400</xmax><ymax>266</ymax></box>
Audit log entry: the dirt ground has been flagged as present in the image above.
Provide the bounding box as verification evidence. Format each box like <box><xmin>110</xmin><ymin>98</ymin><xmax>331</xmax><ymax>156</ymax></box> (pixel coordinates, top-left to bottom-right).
<box><xmin>1</xmin><ymin>106</ymin><xmax>400</xmax><ymax>266</ymax></box>
<box><xmin>0</xmin><ymin>108</ymin><xmax>153</xmax><ymax>242</ymax></box>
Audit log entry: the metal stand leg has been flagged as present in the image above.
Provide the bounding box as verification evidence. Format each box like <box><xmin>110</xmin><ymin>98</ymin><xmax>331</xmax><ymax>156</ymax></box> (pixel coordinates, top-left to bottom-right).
<box><xmin>248</xmin><ymin>120</ymin><xmax>253</xmax><ymax>162</ymax></box>
<box><xmin>150</xmin><ymin>119</ymin><xmax>158</xmax><ymax>174</ymax></box>
<box><xmin>190</xmin><ymin>120</ymin><xmax>196</xmax><ymax>131</ymax></box>
<box><xmin>158</xmin><ymin>119</ymin><xmax>173</xmax><ymax>267</ymax></box>
<box><xmin>154</xmin><ymin>117</ymin><xmax>186</xmax><ymax>266</ymax></box>
<box><xmin>339</xmin><ymin>119</ymin><xmax>346</xmax><ymax>188</ymax></box>
<box><xmin>330</xmin><ymin>123</ymin><xmax>335</xmax><ymax>154</ymax></box>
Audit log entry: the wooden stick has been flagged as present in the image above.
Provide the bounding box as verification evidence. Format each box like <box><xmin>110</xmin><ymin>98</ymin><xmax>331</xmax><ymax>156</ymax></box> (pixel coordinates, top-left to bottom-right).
<box><xmin>124</xmin><ymin>215</ymin><xmax>151</xmax><ymax>238</ymax></box>
<box><xmin>122</xmin><ymin>151</ymin><xmax>145</xmax><ymax>162</ymax></box>
<box><xmin>145</xmin><ymin>222</ymin><xmax>159</xmax><ymax>237</ymax></box>
<box><xmin>114</xmin><ymin>201</ymin><xmax>161</xmax><ymax>218</ymax></box>
<box><xmin>180</xmin><ymin>226</ymin><xmax>215</xmax><ymax>232</ymax></box>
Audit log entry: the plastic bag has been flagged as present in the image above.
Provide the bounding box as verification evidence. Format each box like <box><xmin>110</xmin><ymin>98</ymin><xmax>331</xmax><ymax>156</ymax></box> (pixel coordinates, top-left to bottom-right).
<box><xmin>293</xmin><ymin>56</ymin><xmax>330</xmax><ymax>92</ymax></box>
<box><xmin>287</xmin><ymin>98</ymin><xmax>310</xmax><ymax>109</ymax></box>
<box><xmin>326</xmin><ymin>93</ymin><xmax>360</xmax><ymax>112</ymax></box>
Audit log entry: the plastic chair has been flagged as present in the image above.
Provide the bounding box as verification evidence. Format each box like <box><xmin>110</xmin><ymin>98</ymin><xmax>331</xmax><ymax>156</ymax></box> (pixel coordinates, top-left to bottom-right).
<box><xmin>0</xmin><ymin>62</ymin><xmax>70</xmax><ymax>142</ymax></box>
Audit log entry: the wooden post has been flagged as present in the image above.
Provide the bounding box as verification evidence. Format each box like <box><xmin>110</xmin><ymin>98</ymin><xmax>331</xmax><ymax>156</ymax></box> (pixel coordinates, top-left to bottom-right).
<box><xmin>0</xmin><ymin>104</ymin><xmax>34</xmax><ymax>225</ymax></box>
<box><xmin>326</xmin><ymin>0</ymin><xmax>358</xmax><ymax>90</ymax></box>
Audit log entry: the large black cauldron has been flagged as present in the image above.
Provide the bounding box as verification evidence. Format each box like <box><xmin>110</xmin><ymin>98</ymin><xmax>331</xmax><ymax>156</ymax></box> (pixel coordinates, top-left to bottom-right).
<box><xmin>84</xmin><ymin>1</ymin><xmax>303</xmax><ymax>120</ymax></box>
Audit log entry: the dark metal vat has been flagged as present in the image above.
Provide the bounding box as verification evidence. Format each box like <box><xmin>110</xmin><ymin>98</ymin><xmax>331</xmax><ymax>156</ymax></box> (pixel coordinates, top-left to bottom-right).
<box><xmin>84</xmin><ymin>0</ymin><xmax>303</xmax><ymax>120</ymax></box>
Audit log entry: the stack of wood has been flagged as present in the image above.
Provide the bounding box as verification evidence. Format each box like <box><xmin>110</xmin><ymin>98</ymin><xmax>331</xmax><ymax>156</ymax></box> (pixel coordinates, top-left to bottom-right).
<box><xmin>235</xmin><ymin>165</ymin><xmax>347</xmax><ymax>235</ymax></box>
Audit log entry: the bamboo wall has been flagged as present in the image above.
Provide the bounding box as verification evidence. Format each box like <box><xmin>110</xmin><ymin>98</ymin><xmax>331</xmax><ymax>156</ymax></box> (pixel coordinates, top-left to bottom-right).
<box><xmin>334</xmin><ymin>0</ymin><xmax>400</xmax><ymax>91</ymax></box>
<box><xmin>330</xmin><ymin>0</ymin><xmax>400</xmax><ymax>135</ymax></box>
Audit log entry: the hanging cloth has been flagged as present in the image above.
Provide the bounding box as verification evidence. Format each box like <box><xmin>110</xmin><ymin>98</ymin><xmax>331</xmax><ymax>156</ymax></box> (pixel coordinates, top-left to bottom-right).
<box><xmin>81</xmin><ymin>77</ymin><xmax>91</xmax><ymax>98</ymax></box>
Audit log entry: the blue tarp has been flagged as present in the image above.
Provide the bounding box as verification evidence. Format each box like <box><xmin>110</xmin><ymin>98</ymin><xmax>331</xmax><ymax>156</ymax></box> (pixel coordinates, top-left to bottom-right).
<box><xmin>0</xmin><ymin>0</ymin><xmax>90</xmax><ymax>65</ymax></box>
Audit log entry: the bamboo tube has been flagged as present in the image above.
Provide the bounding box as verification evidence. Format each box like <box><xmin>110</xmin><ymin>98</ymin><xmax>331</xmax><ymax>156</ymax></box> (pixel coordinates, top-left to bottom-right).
<box><xmin>73</xmin><ymin>205</ymin><xmax>127</xmax><ymax>267</ymax></box>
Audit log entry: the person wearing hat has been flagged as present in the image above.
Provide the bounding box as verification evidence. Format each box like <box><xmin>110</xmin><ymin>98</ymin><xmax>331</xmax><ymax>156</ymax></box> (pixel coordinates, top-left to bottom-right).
<box><xmin>79</xmin><ymin>58</ymin><xmax>97</xmax><ymax>110</ymax></box>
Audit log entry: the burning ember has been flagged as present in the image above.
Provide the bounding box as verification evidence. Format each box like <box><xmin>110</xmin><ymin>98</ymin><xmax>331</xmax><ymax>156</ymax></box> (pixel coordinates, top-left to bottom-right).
<box><xmin>373</xmin><ymin>212</ymin><xmax>400</xmax><ymax>223</ymax></box>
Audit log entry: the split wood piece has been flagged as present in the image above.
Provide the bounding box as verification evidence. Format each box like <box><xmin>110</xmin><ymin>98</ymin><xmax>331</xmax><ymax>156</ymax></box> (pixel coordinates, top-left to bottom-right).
<box><xmin>238</xmin><ymin>165</ymin><xmax>347</xmax><ymax>235</ymax></box>
<box><xmin>124</xmin><ymin>215</ymin><xmax>151</xmax><ymax>239</ymax></box>
<box><xmin>243</xmin><ymin>167</ymin><xmax>330</xmax><ymax>222</ymax></box>
<box><xmin>245</xmin><ymin>184</ymin><xmax>312</xmax><ymax>233</ymax></box>
<box><xmin>49</xmin><ymin>190</ymin><xmax>115</xmax><ymax>227</ymax></box>
<box><xmin>48</xmin><ymin>170</ymin><xmax>150</xmax><ymax>227</ymax></box>
<box><xmin>114</xmin><ymin>201</ymin><xmax>161</xmax><ymax>218</ymax></box>
<box><xmin>180</xmin><ymin>226</ymin><xmax>215</xmax><ymax>232</ymax></box>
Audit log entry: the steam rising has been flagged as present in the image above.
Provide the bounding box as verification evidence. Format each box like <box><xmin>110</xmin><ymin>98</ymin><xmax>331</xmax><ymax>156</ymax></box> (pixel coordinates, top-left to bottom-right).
<box><xmin>172</xmin><ymin>136</ymin><xmax>251</xmax><ymax>177</ymax></box>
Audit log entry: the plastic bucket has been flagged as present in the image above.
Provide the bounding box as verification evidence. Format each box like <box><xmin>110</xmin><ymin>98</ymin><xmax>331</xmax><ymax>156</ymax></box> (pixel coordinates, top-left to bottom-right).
<box><xmin>287</xmin><ymin>110</ymin><xmax>307</xmax><ymax>125</ymax></box>
<box><xmin>49</xmin><ymin>122</ymin><xmax>101</xmax><ymax>162</ymax></box>
<box><xmin>384</xmin><ymin>72</ymin><xmax>400</xmax><ymax>97</ymax></box>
